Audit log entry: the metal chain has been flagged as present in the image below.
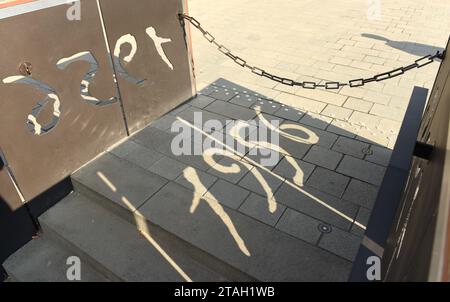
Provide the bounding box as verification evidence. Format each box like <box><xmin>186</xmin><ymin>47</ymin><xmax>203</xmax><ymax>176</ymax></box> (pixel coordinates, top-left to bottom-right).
<box><xmin>179</xmin><ymin>13</ymin><xmax>446</xmax><ymax>90</ymax></box>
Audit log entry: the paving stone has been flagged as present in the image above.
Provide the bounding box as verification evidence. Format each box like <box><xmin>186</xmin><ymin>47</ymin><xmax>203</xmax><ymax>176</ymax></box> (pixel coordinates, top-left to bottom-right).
<box><xmin>276</xmin><ymin>208</ymin><xmax>322</xmax><ymax>244</ymax></box>
<box><xmin>175</xmin><ymin>107</ymin><xmax>231</xmax><ymax>131</ymax></box>
<box><xmin>207</xmin><ymin>156</ymin><xmax>251</xmax><ymax>184</ymax></box>
<box><xmin>337</xmin><ymin>156</ymin><xmax>386</xmax><ymax>186</ymax></box>
<box><xmin>238</xmin><ymin>167</ymin><xmax>284</xmax><ymax>197</ymax></box>
<box><xmin>252</xmin><ymin>112</ymin><xmax>284</xmax><ymax>131</ymax></box>
<box><xmin>131</xmin><ymin>126</ymin><xmax>176</xmax><ymax>155</ymax></box>
<box><xmin>306</xmin><ymin>126</ymin><xmax>339</xmax><ymax>148</ymax></box>
<box><xmin>39</xmin><ymin>192</ymin><xmax>223</xmax><ymax>282</ymax></box>
<box><xmin>332</xmin><ymin>136</ymin><xmax>369</xmax><ymax>159</ymax></box>
<box><xmin>150</xmin><ymin>115</ymin><xmax>178</xmax><ymax>132</ymax></box>
<box><xmin>3</xmin><ymin>234</ymin><xmax>108</xmax><ymax>282</ymax></box>
<box><xmin>356</xmin><ymin>129</ymin><xmax>390</xmax><ymax>148</ymax></box>
<box><xmin>274</xmin><ymin>106</ymin><xmax>305</xmax><ymax>121</ymax></box>
<box><xmin>299</xmin><ymin>113</ymin><xmax>333</xmax><ymax>130</ymax></box>
<box><xmin>205</xmin><ymin>100</ymin><xmax>257</xmax><ymax>121</ymax></box>
<box><xmin>72</xmin><ymin>153</ymin><xmax>167</xmax><ymax>211</ymax></box>
<box><xmin>175</xmin><ymin>168</ymin><xmax>218</xmax><ymax>195</ymax></box>
<box><xmin>276</xmin><ymin>93</ymin><xmax>327</xmax><ymax>114</ymax></box>
<box><xmin>327</xmin><ymin>120</ymin><xmax>360</xmax><ymax>138</ymax></box>
<box><xmin>190</xmin><ymin>94</ymin><xmax>216</xmax><ymax>109</ymax></box>
<box><xmin>342</xmin><ymin>179</ymin><xmax>379</xmax><ymax>209</ymax></box>
<box><xmin>344</xmin><ymin>97</ymin><xmax>374</xmax><ymax>113</ymax></box>
<box><xmin>109</xmin><ymin>140</ymin><xmax>164</xmax><ymax>170</ymax></box>
<box><xmin>274</xmin><ymin>183</ymin><xmax>358</xmax><ymax>230</ymax></box>
<box><xmin>276</xmin><ymin>135</ymin><xmax>312</xmax><ymax>160</ymax></box>
<box><xmin>229</xmin><ymin>94</ymin><xmax>258</xmax><ymax>107</ymax></box>
<box><xmin>351</xmin><ymin>207</ymin><xmax>372</xmax><ymax>237</ymax></box>
<box><xmin>321</xmin><ymin>105</ymin><xmax>353</xmax><ymax>121</ymax></box>
<box><xmin>362</xmin><ymin>90</ymin><xmax>391</xmax><ymax>105</ymax></box>
<box><xmin>206</xmin><ymin>130</ymin><xmax>254</xmax><ymax>158</ymax></box>
<box><xmin>138</xmin><ymin>182</ymin><xmax>352</xmax><ymax>281</ymax></box>
<box><xmin>251</xmin><ymin>98</ymin><xmax>282</xmax><ymax>114</ymax></box>
<box><xmin>280</xmin><ymin>121</ymin><xmax>339</xmax><ymax>149</ymax></box>
<box><xmin>149</xmin><ymin>156</ymin><xmax>188</xmax><ymax>180</ymax></box>
<box><xmin>304</xmin><ymin>146</ymin><xmax>343</xmax><ymax>170</ymax></box>
<box><xmin>319</xmin><ymin>227</ymin><xmax>362</xmax><ymax>261</ymax></box>
<box><xmin>209</xmin><ymin>87</ymin><xmax>239</xmax><ymax>101</ymax></box>
<box><xmin>175</xmin><ymin>153</ymin><xmax>216</xmax><ymax>172</ymax></box>
<box><xmin>294</xmin><ymin>88</ymin><xmax>348</xmax><ymax>107</ymax></box>
<box><xmin>365</xmin><ymin>145</ymin><xmax>392</xmax><ymax>167</ymax></box>
<box><xmin>239</xmin><ymin>193</ymin><xmax>286</xmax><ymax>226</ymax></box>
<box><xmin>272</xmin><ymin>155</ymin><xmax>315</xmax><ymax>186</ymax></box>
<box><xmin>168</xmin><ymin>103</ymin><xmax>191</xmax><ymax>116</ymax></box>
<box><xmin>306</xmin><ymin>167</ymin><xmax>350</xmax><ymax>198</ymax></box>
<box><xmin>204</xmin><ymin>179</ymin><xmax>251</xmax><ymax>210</ymax></box>
<box><xmin>348</xmin><ymin>111</ymin><xmax>381</xmax><ymax>129</ymax></box>
<box><xmin>198</xmin><ymin>85</ymin><xmax>216</xmax><ymax>96</ymax></box>
<box><xmin>370</xmin><ymin>104</ymin><xmax>406</xmax><ymax>122</ymax></box>
<box><xmin>242</xmin><ymin>146</ymin><xmax>282</xmax><ymax>169</ymax></box>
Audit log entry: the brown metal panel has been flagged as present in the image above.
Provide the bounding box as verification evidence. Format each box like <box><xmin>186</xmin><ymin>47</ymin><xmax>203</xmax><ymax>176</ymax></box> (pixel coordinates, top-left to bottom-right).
<box><xmin>0</xmin><ymin>1</ymin><xmax>127</xmax><ymax>201</ymax></box>
<box><xmin>99</xmin><ymin>0</ymin><xmax>196</xmax><ymax>133</ymax></box>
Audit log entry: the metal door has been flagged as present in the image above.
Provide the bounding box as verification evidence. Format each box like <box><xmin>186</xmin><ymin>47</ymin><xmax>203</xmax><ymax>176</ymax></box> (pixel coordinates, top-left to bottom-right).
<box><xmin>0</xmin><ymin>0</ymin><xmax>128</xmax><ymax>201</ymax></box>
<box><xmin>98</xmin><ymin>0</ymin><xmax>196</xmax><ymax>133</ymax></box>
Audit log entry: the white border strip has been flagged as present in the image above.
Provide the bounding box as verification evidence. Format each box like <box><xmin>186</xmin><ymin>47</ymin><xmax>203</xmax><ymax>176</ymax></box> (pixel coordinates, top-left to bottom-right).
<box><xmin>0</xmin><ymin>0</ymin><xmax>70</xmax><ymax>20</ymax></box>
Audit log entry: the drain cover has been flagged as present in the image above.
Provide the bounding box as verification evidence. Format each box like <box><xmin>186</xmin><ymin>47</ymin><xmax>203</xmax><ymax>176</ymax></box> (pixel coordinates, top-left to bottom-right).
<box><xmin>318</xmin><ymin>224</ymin><xmax>332</xmax><ymax>234</ymax></box>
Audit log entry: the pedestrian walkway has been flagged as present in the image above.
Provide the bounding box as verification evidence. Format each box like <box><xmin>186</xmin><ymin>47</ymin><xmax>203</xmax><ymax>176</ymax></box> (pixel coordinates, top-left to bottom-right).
<box><xmin>189</xmin><ymin>0</ymin><xmax>450</xmax><ymax>150</ymax></box>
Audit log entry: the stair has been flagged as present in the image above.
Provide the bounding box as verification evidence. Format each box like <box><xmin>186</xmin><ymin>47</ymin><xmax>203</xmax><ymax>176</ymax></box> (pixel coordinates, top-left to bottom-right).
<box><xmin>4</xmin><ymin>127</ymin><xmax>354</xmax><ymax>282</ymax></box>
<box><xmin>68</xmin><ymin>148</ymin><xmax>352</xmax><ymax>281</ymax></box>
<box><xmin>5</xmin><ymin>191</ymin><xmax>235</xmax><ymax>282</ymax></box>
<box><xmin>3</xmin><ymin>227</ymin><xmax>110</xmax><ymax>282</ymax></box>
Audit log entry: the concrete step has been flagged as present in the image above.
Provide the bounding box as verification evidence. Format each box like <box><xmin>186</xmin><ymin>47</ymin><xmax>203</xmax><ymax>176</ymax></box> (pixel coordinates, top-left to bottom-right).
<box><xmin>72</xmin><ymin>152</ymin><xmax>353</xmax><ymax>281</ymax></box>
<box><xmin>3</xmin><ymin>233</ymin><xmax>110</xmax><ymax>282</ymax></box>
<box><xmin>40</xmin><ymin>191</ymin><xmax>230</xmax><ymax>282</ymax></box>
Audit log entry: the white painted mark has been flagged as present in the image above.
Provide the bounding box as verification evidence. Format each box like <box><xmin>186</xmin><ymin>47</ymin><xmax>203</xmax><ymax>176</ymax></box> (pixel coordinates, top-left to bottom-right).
<box><xmin>113</xmin><ymin>34</ymin><xmax>146</xmax><ymax>85</ymax></box>
<box><xmin>57</xmin><ymin>51</ymin><xmax>117</xmax><ymax>106</ymax></box>
<box><xmin>2</xmin><ymin>76</ymin><xmax>61</xmax><ymax>135</ymax></box>
<box><xmin>145</xmin><ymin>26</ymin><xmax>174</xmax><ymax>70</ymax></box>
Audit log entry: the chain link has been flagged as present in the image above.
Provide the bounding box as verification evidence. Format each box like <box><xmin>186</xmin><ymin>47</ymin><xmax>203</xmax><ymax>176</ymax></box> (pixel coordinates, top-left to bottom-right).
<box><xmin>179</xmin><ymin>14</ymin><xmax>446</xmax><ymax>90</ymax></box>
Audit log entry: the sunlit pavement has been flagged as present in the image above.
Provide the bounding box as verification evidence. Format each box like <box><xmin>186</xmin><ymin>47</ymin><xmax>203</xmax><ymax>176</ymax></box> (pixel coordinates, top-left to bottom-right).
<box><xmin>56</xmin><ymin>79</ymin><xmax>387</xmax><ymax>281</ymax></box>
<box><xmin>5</xmin><ymin>0</ymin><xmax>450</xmax><ymax>282</ymax></box>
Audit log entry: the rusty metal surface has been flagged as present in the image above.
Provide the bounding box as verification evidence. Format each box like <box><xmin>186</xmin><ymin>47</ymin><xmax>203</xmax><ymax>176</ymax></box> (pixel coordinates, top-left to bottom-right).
<box><xmin>99</xmin><ymin>0</ymin><xmax>195</xmax><ymax>134</ymax></box>
<box><xmin>0</xmin><ymin>1</ymin><xmax>127</xmax><ymax>201</ymax></box>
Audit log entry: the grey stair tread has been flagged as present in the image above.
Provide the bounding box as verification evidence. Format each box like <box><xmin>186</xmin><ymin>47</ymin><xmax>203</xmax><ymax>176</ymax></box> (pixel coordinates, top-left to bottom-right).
<box><xmin>72</xmin><ymin>151</ymin><xmax>352</xmax><ymax>281</ymax></box>
<box><xmin>40</xmin><ymin>192</ymin><xmax>227</xmax><ymax>282</ymax></box>
<box><xmin>3</xmin><ymin>235</ymin><xmax>108</xmax><ymax>282</ymax></box>
<box><xmin>137</xmin><ymin>182</ymin><xmax>352</xmax><ymax>281</ymax></box>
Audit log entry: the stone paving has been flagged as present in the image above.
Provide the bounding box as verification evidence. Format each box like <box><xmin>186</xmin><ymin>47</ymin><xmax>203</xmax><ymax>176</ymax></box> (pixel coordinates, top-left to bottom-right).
<box><xmin>108</xmin><ymin>78</ymin><xmax>385</xmax><ymax>266</ymax></box>
<box><xmin>188</xmin><ymin>0</ymin><xmax>450</xmax><ymax>149</ymax></box>
<box><xmin>105</xmin><ymin>0</ymin><xmax>450</xmax><ymax>273</ymax></box>
<box><xmin>181</xmin><ymin>0</ymin><xmax>450</xmax><ymax>258</ymax></box>
<box><xmin>30</xmin><ymin>0</ymin><xmax>449</xmax><ymax>281</ymax></box>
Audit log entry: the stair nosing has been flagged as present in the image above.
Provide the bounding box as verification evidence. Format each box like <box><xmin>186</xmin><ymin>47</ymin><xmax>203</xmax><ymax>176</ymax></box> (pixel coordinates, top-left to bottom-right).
<box><xmin>70</xmin><ymin>177</ymin><xmax>257</xmax><ymax>282</ymax></box>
